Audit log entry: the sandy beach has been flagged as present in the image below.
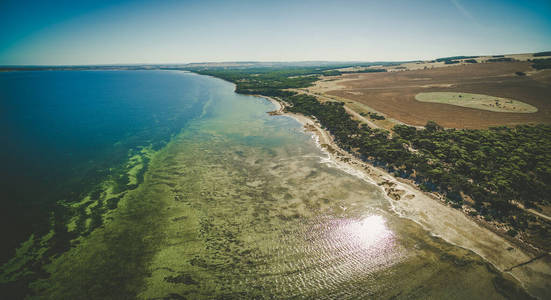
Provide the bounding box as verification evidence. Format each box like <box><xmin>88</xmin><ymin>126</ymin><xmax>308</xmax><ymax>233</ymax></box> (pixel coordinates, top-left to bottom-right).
<box><xmin>263</xmin><ymin>95</ymin><xmax>551</xmax><ymax>299</ymax></box>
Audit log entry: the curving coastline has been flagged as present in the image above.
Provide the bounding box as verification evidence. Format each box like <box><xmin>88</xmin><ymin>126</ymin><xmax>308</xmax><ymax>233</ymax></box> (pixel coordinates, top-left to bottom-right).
<box><xmin>261</xmin><ymin>94</ymin><xmax>551</xmax><ymax>299</ymax></box>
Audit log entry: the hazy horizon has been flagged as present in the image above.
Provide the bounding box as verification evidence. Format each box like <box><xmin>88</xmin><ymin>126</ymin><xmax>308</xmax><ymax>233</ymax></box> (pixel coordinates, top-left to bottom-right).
<box><xmin>0</xmin><ymin>54</ymin><xmax>547</xmax><ymax>67</ymax></box>
<box><xmin>1</xmin><ymin>0</ymin><xmax>550</xmax><ymax>65</ymax></box>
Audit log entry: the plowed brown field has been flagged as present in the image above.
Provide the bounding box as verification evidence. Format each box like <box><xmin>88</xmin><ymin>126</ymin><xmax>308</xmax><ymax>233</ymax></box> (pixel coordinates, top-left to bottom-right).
<box><xmin>325</xmin><ymin>62</ymin><xmax>551</xmax><ymax>128</ymax></box>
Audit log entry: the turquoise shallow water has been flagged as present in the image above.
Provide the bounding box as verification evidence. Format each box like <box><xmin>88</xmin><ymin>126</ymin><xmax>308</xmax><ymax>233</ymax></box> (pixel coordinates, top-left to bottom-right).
<box><xmin>0</xmin><ymin>71</ymin><xmax>528</xmax><ymax>299</ymax></box>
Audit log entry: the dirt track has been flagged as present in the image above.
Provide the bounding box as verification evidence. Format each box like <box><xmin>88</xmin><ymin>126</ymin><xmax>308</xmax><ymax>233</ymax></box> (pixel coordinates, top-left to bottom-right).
<box><xmin>323</xmin><ymin>62</ymin><xmax>551</xmax><ymax>129</ymax></box>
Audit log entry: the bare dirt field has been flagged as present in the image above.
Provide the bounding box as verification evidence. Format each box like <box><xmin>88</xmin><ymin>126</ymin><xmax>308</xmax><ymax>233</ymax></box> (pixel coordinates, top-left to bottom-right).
<box><xmin>320</xmin><ymin>62</ymin><xmax>551</xmax><ymax>128</ymax></box>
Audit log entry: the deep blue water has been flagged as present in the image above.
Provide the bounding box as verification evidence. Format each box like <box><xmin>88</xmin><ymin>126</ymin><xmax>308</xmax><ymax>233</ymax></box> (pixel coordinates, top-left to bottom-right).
<box><xmin>0</xmin><ymin>70</ymin><xmax>209</xmax><ymax>262</ymax></box>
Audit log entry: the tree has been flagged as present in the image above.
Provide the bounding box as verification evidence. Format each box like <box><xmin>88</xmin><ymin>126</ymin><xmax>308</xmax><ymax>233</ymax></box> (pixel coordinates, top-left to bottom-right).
<box><xmin>425</xmin><ymin>120</ymin><xmax>443</xmax><ymax>132</ymax></box>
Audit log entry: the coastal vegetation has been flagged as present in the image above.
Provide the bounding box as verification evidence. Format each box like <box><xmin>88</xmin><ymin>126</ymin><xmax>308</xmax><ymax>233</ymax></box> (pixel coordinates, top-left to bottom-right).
<box><xmin>190</xmin><ymin>65</ymin><xmax>551</xmax><ymax>250</ymax></box>
<box><xmin>360</xmin><ymin>111</ymin><xmax>386</xmax><ymax>120</ymax></box>
<box><xmin>192</xmin><ymin>64</ymin><xmax>386</xmax><ymax>97</ymax></box>
<box><xmin>487</xmin><ymin>57</ymin><xmax>514</xmax><ymax>63</ymax></box>
<box><xmin>533</xmin><ymin>51</ymin><xmax>551</xmax><ymax>57</ymax></box>
<box><xmin>531</xmin><ymin>58</ymin><xmax>551</xmax><ymax>70</ymax></box>
<box><xmin>444</xmin><ymin>60</ymin><xmax>460</xmax><ymax>64</ymax></box>
<box><xmin>435</xmin><ymin>56</ymin><xmax>478</xmax><ymax>62</ymax></box>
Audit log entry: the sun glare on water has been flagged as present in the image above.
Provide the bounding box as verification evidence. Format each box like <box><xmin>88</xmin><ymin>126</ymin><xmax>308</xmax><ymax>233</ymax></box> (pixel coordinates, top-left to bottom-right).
<box><xmin>307</xmin><ymin>214</ymin><xmax>402</xmax><ymax>278</ymax></box>
<box><xmin>343</xmin><ymin>215</ymin><xmax>393</xmax><ymax>249</ymax></box>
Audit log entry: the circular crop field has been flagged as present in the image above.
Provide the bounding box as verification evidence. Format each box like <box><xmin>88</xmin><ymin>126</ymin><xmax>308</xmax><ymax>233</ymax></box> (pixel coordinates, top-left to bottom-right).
<box><xmin>415</xmin><ymin>92</ymin><xmax>538</xmax><ymax>113</ymax></box>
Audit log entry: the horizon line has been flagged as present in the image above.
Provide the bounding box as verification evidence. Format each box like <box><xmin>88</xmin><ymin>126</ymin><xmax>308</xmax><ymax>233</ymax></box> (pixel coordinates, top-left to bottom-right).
<box><xmin>0</xmin><ymin>50</ymin><xmax>548</xmax><ymax>68</ymax></box>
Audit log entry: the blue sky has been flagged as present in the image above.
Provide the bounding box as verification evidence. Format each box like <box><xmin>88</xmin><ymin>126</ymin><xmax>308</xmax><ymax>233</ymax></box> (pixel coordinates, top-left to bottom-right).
<box><xmin>1</xmin><ymin>0</ymin><xmax>550</xmax><ymax>65</ymax></box>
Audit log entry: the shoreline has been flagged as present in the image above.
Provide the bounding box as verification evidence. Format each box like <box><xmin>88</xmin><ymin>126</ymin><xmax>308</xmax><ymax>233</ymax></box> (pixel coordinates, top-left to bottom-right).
<box><xmin>262</xmin><ymin>94</ymin><xmax>550</xmax><ymax>299</ymax></box>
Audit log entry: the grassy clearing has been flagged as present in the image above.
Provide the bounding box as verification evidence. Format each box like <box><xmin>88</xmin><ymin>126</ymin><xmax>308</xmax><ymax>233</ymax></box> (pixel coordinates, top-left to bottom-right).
<box><xmin>415</xmin><ymin>92</ymin><xmax>537</xmax><ymax>113</ymax></box>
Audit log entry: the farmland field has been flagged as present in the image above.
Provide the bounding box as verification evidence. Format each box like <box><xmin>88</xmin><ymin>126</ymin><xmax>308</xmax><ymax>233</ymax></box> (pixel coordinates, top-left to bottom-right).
<box><xmin>320</xmin><ymin>62</ymin><xmax>551</xmax><ymax>128</ymax></box>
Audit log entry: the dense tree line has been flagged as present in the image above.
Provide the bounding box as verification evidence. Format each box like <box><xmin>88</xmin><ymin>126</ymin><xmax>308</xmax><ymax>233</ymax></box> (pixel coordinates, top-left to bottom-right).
<box><xmin>531</xmin><ymin>58</ymin><xmax>551</xmax><ymax>70</ymax></box>
<box><xmin>533</xmin><ymin>51</ymin><xmax>551</xmax><ymax>57</ymax></box>
<box><xmin>188</xmin><ymin>64</ymin><xmax>392</xmax><ymax>95</ymax></box>
<box><xmin>444</xmin><ymin>60</ymin><xmax>460</xmax><ymax>64</ymax></box>
<box><xmin>487</xmin><ymin>57</ymin><xmax>514</xmax><ymax>62</ymax></box>
<box><xmin>360</xmin><ymin>112</ymin><xmax>385</xmax><ymax>120</ymax></box>
<box><xmin>435</xmin><ymin>56</ymin><xmax>478</xmax><ymax>62</ymax></box>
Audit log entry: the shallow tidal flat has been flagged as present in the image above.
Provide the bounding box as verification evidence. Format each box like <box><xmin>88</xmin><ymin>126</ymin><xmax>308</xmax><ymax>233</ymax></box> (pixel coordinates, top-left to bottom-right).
<box><xmin>2</xmin><ymin>72</ymin><xmax>529</xmax><ymax>298</ymax></box>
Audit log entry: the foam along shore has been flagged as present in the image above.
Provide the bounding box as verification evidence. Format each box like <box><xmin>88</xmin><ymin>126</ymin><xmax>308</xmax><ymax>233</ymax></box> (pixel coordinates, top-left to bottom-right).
<box><xmin>263</xmin><ymin>95</ymin><xmax>551</xmax><ymax>299</ymax></box>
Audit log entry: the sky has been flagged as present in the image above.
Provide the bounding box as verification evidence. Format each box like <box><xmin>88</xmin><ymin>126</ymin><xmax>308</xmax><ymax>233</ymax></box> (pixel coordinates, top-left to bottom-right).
<box><xmin>1</xmin><ymin>0</ymin><xmax>550</xmax><ymax>65</ymax></box>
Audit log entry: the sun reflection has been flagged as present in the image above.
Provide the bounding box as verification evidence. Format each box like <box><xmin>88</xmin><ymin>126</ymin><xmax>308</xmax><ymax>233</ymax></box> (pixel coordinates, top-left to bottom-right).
<box><xmin>302</xmin><ymin>214</ymin><xmax>403</xmax><ymax>281</ymax></box>
<box><xmin>343</xmin><ymin>215</ymin><xmax>393</xmax><ymax>249</ymax></box>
